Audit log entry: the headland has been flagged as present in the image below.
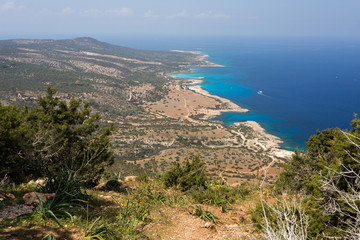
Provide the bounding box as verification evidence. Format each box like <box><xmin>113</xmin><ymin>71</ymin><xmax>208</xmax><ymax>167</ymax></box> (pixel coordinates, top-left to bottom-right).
<box><xmin>139</xmin><ymin>52</ymin><xmax>293</xmax><ymax>184</ymax></box>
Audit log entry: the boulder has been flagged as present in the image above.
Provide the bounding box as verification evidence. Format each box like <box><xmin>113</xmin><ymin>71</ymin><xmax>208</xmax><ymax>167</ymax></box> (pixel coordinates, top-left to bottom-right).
<box><xmin>100</xmin><ymin>180</ymin><xmax>129</xmax><ymax>193</ymax></box>
<box><xmin>0</xmin><ymin>191</ymin><xmax>15</xmax><ymax>200</ymax></box>
<box><xmin>0</xmin><ymin>204</ymin><xmax>34</xmax><ymax>220</ymax></box>
<box><xmin>124</xmin><ymin>176</ymin><xmax>137</xmax><ymax>183</ymax></box>
<box><xmin>27</xmin><ymin>178</ymin><xmax>46</xmax><ymax>187</ymax></box>
<box><xmin>23</xmin><ymin>192</ymin><xmax>55</xmax><ymax>205</ymax></box>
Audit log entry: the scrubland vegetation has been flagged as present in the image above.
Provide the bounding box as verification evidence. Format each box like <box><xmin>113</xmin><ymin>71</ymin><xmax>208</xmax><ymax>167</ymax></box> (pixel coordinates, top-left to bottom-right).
<box><xmin>1</xmin><ymin>87</ymin><xmax>360</xmax><ymax>239</ymax></box>
<box><xmin>1</xmin><ymin>38</ymin><xmax>360</xmax><ymax>239</ymax></box>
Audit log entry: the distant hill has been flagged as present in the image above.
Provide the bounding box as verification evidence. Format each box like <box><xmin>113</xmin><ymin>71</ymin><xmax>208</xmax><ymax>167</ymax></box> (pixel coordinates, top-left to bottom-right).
<box><xmin>0</xmin><ymin>37</ymin><xmax>200</xmax><ymax>116</ymax></box>
<box><xmin>0</xmin><ymin>37</ymin><xmax>292</xmax><ymax>186</ymax></box>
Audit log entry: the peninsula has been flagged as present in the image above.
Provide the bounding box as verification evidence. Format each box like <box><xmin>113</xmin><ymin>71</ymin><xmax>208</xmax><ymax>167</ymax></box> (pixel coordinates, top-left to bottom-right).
<box><xmin>0</xmin><ymin>37</ymin><xmax>292</xmax><ymax>184</ymax></box>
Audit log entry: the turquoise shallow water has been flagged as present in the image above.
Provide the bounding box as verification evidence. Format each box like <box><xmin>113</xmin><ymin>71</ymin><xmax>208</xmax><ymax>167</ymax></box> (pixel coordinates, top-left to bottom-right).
<box><xmin>105</xmin><ymin>36</ymin><xmax>360</xmax><ymax>150</ymax></box>
<box><xmin>171</xmin><ymin>70</ymin><xmax>302</xmax><ymax>150</ymax></box>
<box><xmin>168</xmin><ymin>39</ymin><xmax>360</xmax><ymax>150</ymax></box>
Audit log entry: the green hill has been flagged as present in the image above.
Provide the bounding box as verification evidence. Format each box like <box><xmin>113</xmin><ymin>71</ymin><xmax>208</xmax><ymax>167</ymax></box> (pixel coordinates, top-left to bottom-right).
<box><xmin>0</xmin><ymin>37</ymin><xmax>200</xmax><ymax>116</ymax></box>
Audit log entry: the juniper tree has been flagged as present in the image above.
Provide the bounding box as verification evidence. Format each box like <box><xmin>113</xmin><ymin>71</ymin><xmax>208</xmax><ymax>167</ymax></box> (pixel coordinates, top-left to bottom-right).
<box><xmin>0</xmin><ymin>87</ymin><xmax>114</xmax><ymax>186</ymax></box>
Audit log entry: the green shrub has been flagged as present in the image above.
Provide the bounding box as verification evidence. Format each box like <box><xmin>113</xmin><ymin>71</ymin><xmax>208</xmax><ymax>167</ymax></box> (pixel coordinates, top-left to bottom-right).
<box><xmin>31</xmin><ymin>172</ymin><xmax>88</xmax><ymax>227</ymax></box>
<box><xmin>275</xmin><ymin>116</ymin><xmax>360</xmax><ymax>238</ymax></box>
<box><xmin>117</xmin><ymin>199</ymin><xmax>149</xmax><ymax>236</ymax></box>
<box><xmin>0</xmin><ymin>87</ymin><xmax>114</xmax><ymax>186</ymax></box>
<box><xmin>191</xmin><ymin>205</ymin><xmax>218</xmax><ymax>223</ymax></box>
<box><xmin>190</xmin><ymin>187</ymin><xmax>231</xmax><ymax>212</ymax></box>
<box><xmin>190</xmin><ymin>183</ymin><xmax>252</xmax><ymax>212</ymax></box>
<box><xmin>84</xmin><ymin>217</ymin><xmax>110</xmax><ymax>240</ymax></box>
<box><xmin>251</xmin><ymin>201</ymin><xmax>273</xmax><ymax>230</ymax></box>
<box><xmin>252</xmin><ymin>195</ymin><xmax>309</xmax><ymax>239</ymax></box>
<box><xmin>32</xmin><ymin>193</ymin><xmax>74</xmax><ymax>227</ymax></box>
<box><xmin>163</xmin><ymin>156</ymin><xmax>207</xmax><ymax>191</ymax></box>
<box><xmin>42</xmin><ymin>233</ymin><xmax>57</xmax><ymax>240</ymax></box>
<box><xmin>39</xmin><ymin>171</ymin><xmax>88</xmax><ymax>204</ymax></box>
<box><xmin>236</xmin><ymin>182</ymin><xmax>252</xmax><ymax>200</ymax></box>
<box><xmin>136</xmin><ymin>170</ymin><xmax>150</xmax><ymax>183</ymax></box>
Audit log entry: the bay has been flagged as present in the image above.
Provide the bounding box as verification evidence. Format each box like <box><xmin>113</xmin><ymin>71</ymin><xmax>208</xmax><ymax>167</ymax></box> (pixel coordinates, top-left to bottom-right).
<box><xmin>104</xmin><ymin>36</ymin><xmax>360</xmax><ymax>150</ymax></box>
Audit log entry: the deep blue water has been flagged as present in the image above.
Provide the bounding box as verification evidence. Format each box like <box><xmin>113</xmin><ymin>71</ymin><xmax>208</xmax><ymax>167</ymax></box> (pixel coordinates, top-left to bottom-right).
<box><xmin>103</xmin><ymin>36</ymin><xmax>360</xmax><ymax>150</ymax></box>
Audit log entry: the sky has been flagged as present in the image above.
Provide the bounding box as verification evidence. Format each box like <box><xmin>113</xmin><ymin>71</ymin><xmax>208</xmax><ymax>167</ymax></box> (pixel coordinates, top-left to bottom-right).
<box><xmin>0</xmin><ymin>0</ymin><xmax>359</xmax><ymax>39</ymax></box>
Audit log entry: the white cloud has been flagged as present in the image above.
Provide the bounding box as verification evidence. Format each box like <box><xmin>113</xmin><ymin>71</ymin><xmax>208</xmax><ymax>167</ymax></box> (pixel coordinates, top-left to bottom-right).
<box><xmin>0</xmin><ymin>1</ymin><xmax>24</xmax><ymax>11</ymax></box>
<box><xmin>61</xmin><ymin>7</ymin><xmax>74</xmax><ymax>15</ymax></box>
<box><xmin>144</xmin><ymin>10</ymin><xmax>159</xmax><ymax>18</ymax></box>
<box><xmin>82</xmin><ymin>9</ymin><xmax>101</xmax><ymax>17</ymax></box>
<box><xmin>82</xmin><ymin>8</ymin><xmax>133</xmax><ymax>17</ymax></box>
<box><xmin>105</xmin><ymin>8</ymin><xmax>133</xmax><ymax>17</ymax></box>
<box><xmin>170</xmin><ymin>10</ymin><xmax>230</xmax><ymax>19</ymax></box>
<box><xmin>195</xmin><ymin>11</ymin><xmax>230</xmax><ymax>19</ymax></box>
<box><xmin>172</xmin><ymin>10</ymin><xmax>188</xmax><ymax>18</ymax></box>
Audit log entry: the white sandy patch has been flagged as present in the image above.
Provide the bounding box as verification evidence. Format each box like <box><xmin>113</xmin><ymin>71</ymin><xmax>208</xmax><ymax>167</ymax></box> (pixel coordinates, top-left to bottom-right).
<box><xmin>188</xmin><ymin>85</ymin><xmax>248</xmax><ymax>116</ymax></box>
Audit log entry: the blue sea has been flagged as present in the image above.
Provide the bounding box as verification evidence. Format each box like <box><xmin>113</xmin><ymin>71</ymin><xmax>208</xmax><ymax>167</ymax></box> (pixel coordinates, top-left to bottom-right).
<box><xmin>103</xmin><ymin>36</ymin><xmax>360</xmax><ymax>150</ymax></box>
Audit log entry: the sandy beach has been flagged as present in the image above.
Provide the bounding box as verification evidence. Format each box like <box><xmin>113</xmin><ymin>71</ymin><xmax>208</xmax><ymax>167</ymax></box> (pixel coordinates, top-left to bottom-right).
<box><xmin>135</xmin><ymin>52</ymin><xmax>294</xmax><ymax>184</ymax></box>
<box><xmin>144</xmin><ymin>74</ymin><xmax>293</xmax><ymax>158</ymax></box>
<box><xmin>139</xmin><ymin>77</ymin><xmax>294</xmax><ymax>184</ymax></box>
<box><xmin>187</xmin><ymin>85</ymin><xmax>249</xmax><ymax>119</ymax></box>
<box><xmin>171</xmin><ymin>50</ymin><xmax>224</xmax><ymax>67</ymax></box>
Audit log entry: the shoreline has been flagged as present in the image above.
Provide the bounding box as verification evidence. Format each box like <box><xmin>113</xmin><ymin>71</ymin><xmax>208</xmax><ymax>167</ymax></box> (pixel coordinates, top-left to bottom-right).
<box><xmin>138</xmin><ymin>52</ymin><xmax>295</xmax><ymax>184</ymax></box>
<box><xmin>183</xmin><ymin>79</ymin><xmax>289</xmax><ymax>151</ymax></box>
<box><xmin>185</xmin><ymin>79</ymin><xmax>249</xmax><ymax>120</ymax></box>
<box><xmin>171</xmin><ymin>50</ymin><xmax>224</xmax><ymax>67</ymax></box>
<box><xmin>168</xmin><ymin>53</ymin><xmax>294</xmax><ymax>157</ymax></box>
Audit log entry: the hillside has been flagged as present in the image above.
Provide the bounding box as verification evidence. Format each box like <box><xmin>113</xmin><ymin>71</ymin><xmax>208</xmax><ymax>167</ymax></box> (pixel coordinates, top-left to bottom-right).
<box><xmin>0</xmin><ymin>37</ymin><xmax>202</xmax><ymax>115</ymax></box>
<box><xmin>4</xmin><ymin>37</ymin><xmax>358</xmax><ymax>239</ymax></box>
<box><xmin>0</xmin><ymin>37</ymin><xmax>292</xmax><ymax>185</ymax></box>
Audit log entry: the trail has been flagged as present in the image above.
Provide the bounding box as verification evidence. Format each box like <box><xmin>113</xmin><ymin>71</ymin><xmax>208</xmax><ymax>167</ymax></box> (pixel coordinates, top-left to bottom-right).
<box><xmin>179</xmin><ymin>94</ymin><xmax>192</xmax><ymax>120</ymax></box>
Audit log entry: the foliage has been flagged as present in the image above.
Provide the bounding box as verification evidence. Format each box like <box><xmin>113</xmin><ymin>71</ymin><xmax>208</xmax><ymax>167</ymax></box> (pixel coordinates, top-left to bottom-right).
<box><xmin>276</xmin><ymin>128</ymin><xmax>344</xmax><ymax>193</ymax></box>
<box><xmin>0</xmin><ymin>103</ymin><xmax>31</xmax><ymax>182</ymax></box>
<box><xmin>190</xmin><ymin>182</ymin><xmax>252</xmax><ymax>212</ymax></box>
<box><xmin>317</xmin><ymin>131</ymin><xmax>360</xmax><ymax>239</ymax></box>
<box><xmin>276</xmin><ymin>116</ymin><xmax>360</xmax><ymax>238</ymax></box>
<box><xmin>84</xmin><ymin>217</ymin><xmax>110</xmax><ymax>240</ymax></box>
<box><xmin>39</xmin><ymin>171</ymin><xmax>88</xmax><ymax>205</ymax></box>
<box><xmin>237</xmin><ymin>182</ymin><xmax>253</xmax><ymax>201</ymax></box>
<box><xmin>163</xmin><ymin>156</ymin><xmax>207</xmax><ymax>191</ymax></box>
<box><xmin>190</xmin><ymin>186</ymin><xmax>231</xmax><ymax>212</ymax></box>
<box><xmin>42</xmin><ymin>233</ymin><xmax>57</xmax><ymax>240</ymax></box>
<box><xmin>116</xmin><ymin>199</ymin><xmax>149</xmax><ymax>236</ymax></box>
<box><xmin>31</xmin><ymin>172</ymin><xmax>88</xmax><ymax>227</ymax></box>
<box><xmin>191</xmin><ymin>205</ymin><xmax>218</xmax><ymax>223</ymax></box>
<box><xmin>32</xmin><ymin>193</ymin><xmax>74</xmax><ymax>228</ymax></box>
<box><xmin>0</xmin><ymin>87</ymin><xmax>114</xmax><ymax>186</ymax></box>
<box><xmin>130</xmin><ymin>179</ymin><xmax>167</xmax><ymax>206</ymax></box>
<box><xmin>251</xmin><ymin>201</ymin><xmax>272</xmax><ymax>230</ymax></box>
<box><xmin>258</xmin><ymin>194</ymin><xmax>309</xmax><ymax>240</ymax></box>
<box><xmin>136</xmin><ymin>170</ymin><xmax>150</xmax><ymax>183</ymax></box>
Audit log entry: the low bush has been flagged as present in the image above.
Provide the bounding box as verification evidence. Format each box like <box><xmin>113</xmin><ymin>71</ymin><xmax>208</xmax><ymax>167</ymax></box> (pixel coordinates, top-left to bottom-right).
<box><xmin>190</xmin><ymin>183</ymin><xmax>252</xmax><ymax>212</ymax></box>
<box><xmin>31</xmin><ymin>172</ymin><xmax>89</xmax><ymax>227</ymax></box>
<box><xmin>190</xmin><ymin>187</ymin><xmax>231</xmax><ymax>212</ymax></box>
<box><xmin>116</xmin><ymin>199</ymin><xmax>149</xmax><ymax>236</ymax></box>
<box><xmin>39</xmin><ymin>172</ymin><xmax>88</xmax><ymax>204</ymax></box>
<box><xmin>163</xmin><ymin>156</ymin><xmax>207</xmax><ymax>191</ymax></box>
<box><xmin>84</xmin><ymin>216</ymin><xmax>111</xmax><ymax>240</ymax></box>
<box><xmin>191</xmin><ymin>205</ymin><xmax>218</xmax><ymax>223</ymax></box>
<box><xmin>0</xmin><ymin>87</ymin><xmax>114</xmax><ymax>187</ymax></box>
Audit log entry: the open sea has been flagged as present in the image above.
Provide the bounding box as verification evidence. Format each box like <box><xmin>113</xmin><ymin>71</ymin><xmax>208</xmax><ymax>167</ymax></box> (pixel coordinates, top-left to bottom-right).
<box><xmin>104</xmin><ymin>36</ymin><xmax>360</xmax><ymax>150</ymax></box>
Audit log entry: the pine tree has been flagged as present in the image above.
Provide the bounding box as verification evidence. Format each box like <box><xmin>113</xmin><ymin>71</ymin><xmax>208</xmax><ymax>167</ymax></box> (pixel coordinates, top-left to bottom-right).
<box><xmin>0</xmin><ymin>87</ymin><xmax>114</xmax><ymax>186</ymax></box>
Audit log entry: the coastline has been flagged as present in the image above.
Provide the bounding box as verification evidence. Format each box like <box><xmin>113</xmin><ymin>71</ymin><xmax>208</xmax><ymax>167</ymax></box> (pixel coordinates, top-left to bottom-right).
<box><xmin>186</xmin><ymin>79</ymin><xmax>249</xmax><ymax>120</ymax></box>
<box><xmin>181</xmin><ymin>78</ymin><xmax>293</xmax><ymax>157</ymax></box>
<box><xmin>170</xmin><ymin>53</ymin><xmax>294</xmax><ymax>157</ymax></box>
<box><xmin>138</xmin><ymin>51</ymin><xmax>294</xmax><ymax>184</ymax></box>
<box><xmin>171</xmin><ymin>50</ymin><xmax>224</xmax><ymax>67</ymax></box>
